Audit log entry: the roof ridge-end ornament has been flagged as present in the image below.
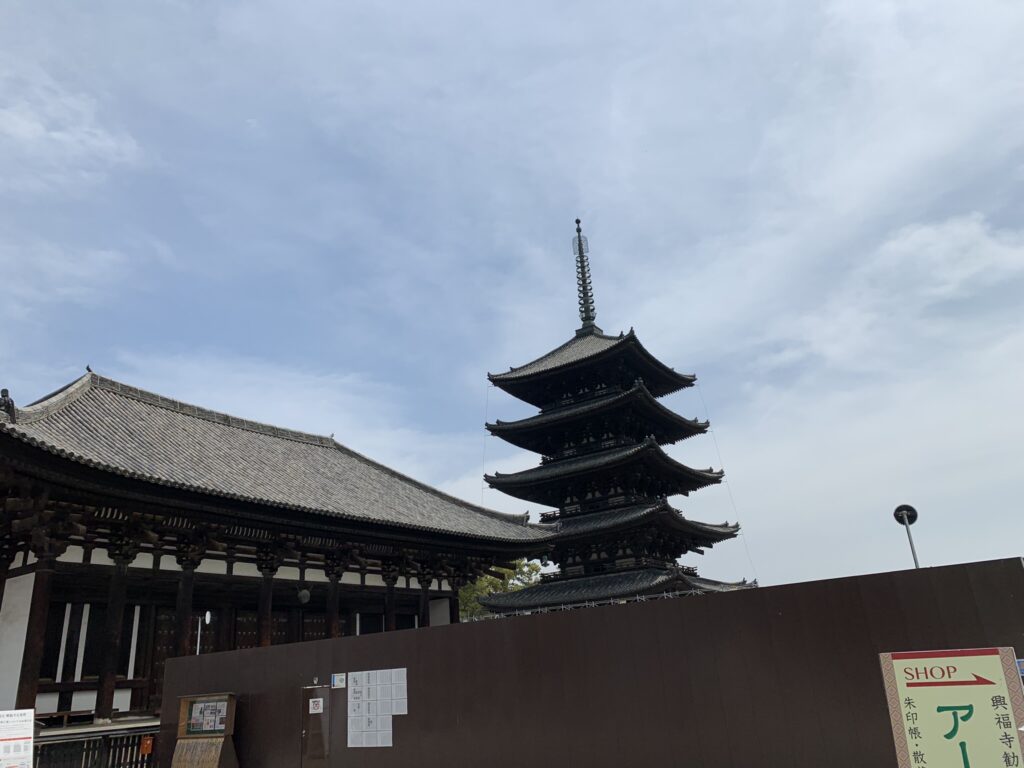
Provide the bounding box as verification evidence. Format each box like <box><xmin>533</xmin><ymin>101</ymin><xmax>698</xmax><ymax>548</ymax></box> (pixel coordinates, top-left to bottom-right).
<box><xmin>0</xmin><ymin>388</ymin><xmax>16</xmax><ymax>424</ymax></box>
<box><xmin>573</xmin><ymin>218</ymin><xmax>602</xmax><ymax>336</ymax></box>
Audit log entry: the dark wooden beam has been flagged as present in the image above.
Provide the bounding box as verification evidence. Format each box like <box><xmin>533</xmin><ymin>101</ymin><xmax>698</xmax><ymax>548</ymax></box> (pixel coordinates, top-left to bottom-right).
<box><xmin>95</xmin><ymin>536</ymin><xmax>138</xmax><ymax>721</ymax></box>
<box><xmin>57</xmin><ymin>602</ymin><xmax>85</xmax><ymax>712</ymax></box>
<box><xmin>16</xmin><ymin>529</ymin><xmax>64</xmax><ymax>708</ymax></box>
<box><xmin>256</xmin><ymin>544</ymin><xmax>281</xmax><ymax>647</ymax></box>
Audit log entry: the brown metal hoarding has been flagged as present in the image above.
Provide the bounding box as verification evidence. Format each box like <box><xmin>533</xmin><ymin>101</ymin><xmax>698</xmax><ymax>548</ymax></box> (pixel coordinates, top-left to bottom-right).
<box><xmin>159</xmin><ymin>557</ymin><xmax>1024</xmax><ymax>768</ymax></box>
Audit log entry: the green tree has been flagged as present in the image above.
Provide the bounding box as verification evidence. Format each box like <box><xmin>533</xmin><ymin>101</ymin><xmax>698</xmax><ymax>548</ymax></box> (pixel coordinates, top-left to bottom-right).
<box><xmin>459</xmin><ymin>559</ymin><xmax>542</xmax><ymax>620</ymax></box>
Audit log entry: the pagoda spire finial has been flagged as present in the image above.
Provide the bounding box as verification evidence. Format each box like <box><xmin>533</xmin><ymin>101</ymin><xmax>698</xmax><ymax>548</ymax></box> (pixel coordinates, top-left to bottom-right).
<box><xmin>573</xmin><ymin>218</ymin><xmax>597</xmax><ymax>331</ymax></box>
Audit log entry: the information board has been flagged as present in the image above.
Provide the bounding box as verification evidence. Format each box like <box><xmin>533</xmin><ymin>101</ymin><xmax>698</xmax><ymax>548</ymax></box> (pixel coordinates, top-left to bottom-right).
<box><xmin>347</xmin><ymin>668</ymin><xmax>408</xmax><ymax>748</ymax></box>
<box><xmin>881</xmin><ymin>648</ymin><xmax>1024</xmax><ymax>768</ymax></box>
<box><xmin>0</xmin><ymin>709</ymin><xmax>33</xmax><ymax>768</ymax></box>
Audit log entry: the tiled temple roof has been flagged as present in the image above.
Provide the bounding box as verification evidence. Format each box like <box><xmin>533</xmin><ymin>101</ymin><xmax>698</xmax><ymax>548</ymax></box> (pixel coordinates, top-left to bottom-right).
<box><xmin>478</xmin><ymin>566</ymin><xmax>751</xmax><ymax>611</ymax></box>
<box><xmin>0</xmin><ymin>373</ymin><xmax>548</xmax><ymax>543</ymax></box>
<box><xmin>488</xmin><ymin>329</ymin><xmax>695</xmax><ymax>398</ymax></box>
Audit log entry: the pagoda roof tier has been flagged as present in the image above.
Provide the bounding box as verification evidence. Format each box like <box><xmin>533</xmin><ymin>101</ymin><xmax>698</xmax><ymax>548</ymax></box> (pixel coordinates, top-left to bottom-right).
<box><xmin>486</xmin><ymin>381</ymin><xmax>708</xmax><ymax>453</ymax></box>
<box><xmin>550</xmin><ymin>500</ymin><xmax>738</xmax><ymax>546</ymax></box>
<box><xmin>488</xmin><ymin>328</ymin><xmax>695</xmax><ymax>408</ymax></box>
<box><xmin>484</xmin><ymin>437</ymin><xmax>723</xmax><ymax>506</ymax></box>
<box><xmin>0</xmin><ymin>373</ymin><xmax>548</xmax><ymax>544</ymax></box>
<box><xmin>478</xmin><ymin>565</ymin><xmax>752</xmax><ymax>612</ymax></box>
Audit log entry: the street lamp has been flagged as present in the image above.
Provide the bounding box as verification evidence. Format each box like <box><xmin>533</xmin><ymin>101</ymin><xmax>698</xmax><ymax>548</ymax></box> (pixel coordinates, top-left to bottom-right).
<box><xmin>196</xmin><ymin>610</ymin><xmax>211</xmax><ymax>655</ymax></box>
<box><xmin>893</xmin><ymin>504</ymin><xmax>920</xmax><ymax>569</ymax></box>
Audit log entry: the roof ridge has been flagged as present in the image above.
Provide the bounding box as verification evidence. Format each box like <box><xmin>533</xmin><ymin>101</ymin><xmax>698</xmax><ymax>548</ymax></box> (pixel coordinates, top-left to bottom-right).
<box><xmin>18</xmin><ymin>373</ymin><xmax>95</xmax><ymax>423</ymax></box>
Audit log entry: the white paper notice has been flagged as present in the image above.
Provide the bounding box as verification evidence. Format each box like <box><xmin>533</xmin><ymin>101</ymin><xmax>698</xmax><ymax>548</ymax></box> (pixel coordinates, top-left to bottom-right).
<box><xmin>0</xmin><ymin>709</ymin><xmax>34</xmax><ymax>768</ymax></box>
<box><xmin>347</xmin><ymin>668</ymin><xmax>408</xmax><ymax>749</ymax></box>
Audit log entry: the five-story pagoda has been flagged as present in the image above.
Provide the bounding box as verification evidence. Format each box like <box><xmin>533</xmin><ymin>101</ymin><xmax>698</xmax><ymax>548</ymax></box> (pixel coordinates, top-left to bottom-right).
<box><xmin>480</xmin><ymin>220</ymin><xmax>748</xmax><ymax>613</ymax></box>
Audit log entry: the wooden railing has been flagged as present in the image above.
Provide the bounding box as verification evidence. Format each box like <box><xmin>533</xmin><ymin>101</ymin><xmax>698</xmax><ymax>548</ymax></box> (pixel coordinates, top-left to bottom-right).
<box><xmin>35</xmin><ymin>726</ymin><xmax>158</xmax><ymax>768</ymax></box>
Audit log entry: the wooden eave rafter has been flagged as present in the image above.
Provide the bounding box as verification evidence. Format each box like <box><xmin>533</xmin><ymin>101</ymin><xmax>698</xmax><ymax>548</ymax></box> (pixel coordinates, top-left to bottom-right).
<box><xmin>0</xmin><ymin>436</ymin><xmax>549</xmax><ymax>564</ymax></box>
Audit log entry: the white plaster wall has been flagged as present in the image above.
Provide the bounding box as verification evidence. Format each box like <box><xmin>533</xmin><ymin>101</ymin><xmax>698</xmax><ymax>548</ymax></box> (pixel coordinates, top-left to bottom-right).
<box><xmin>276</xmin><ymin>566</ymin><xmax>301</xmax><ymax>582</ymax></box>
<box><xmin>233</xmin><ymin>562</ymin><xmax>260</xmax><ymax>579</ymax></box>
<box><xmin>59</xmin><ymin>546</ymin><xmax>85</xmax><ymax>565</ymax></box>
<box><xmin>72</xmin><ymin>691</ymin><xmax>96</xmax><ymax>712</ymax></box>
<box><xmin>304</xmin><ymin>570</ymin><xmax>328</xmax><ymax>584</ymax></box>
<box><xmin>130</xmin><ymin>553</ymin><xmax>154</xmax><ymax>570</ymax></box>
<box><xmin>364</xmin><ymin>574</ymin><xmax>385</xmax><ymax>587</ymax></box>
<box><xmin>90</xmin><ymin>549</ymin><xmax>114</xmax><ymax>567</ymax></box>
<box><xmin>113</xmin><ymin>690</ymin><xmax>130</xmax><ymax>714</ymax></box>
<box><xmin>159</xmin><ymin>558</ymin><xmax>182</xmax><ymax>572</ymax></box>
<box><xmin>341</xmin><ymin>572</ymin><xmax>360</xmax><ymax>585</ymax></box>
<box><xmin>196</xmin><ymin>559</ymin><xmax>227</xmax><ymax>575</ymax></box>
<box><xmin>429</xmin><ymin>598</ymin><xmax>450</xmax><ymax>627</ymax></box>
<box><xmin>35</xmin><ymin>692</ymin><xmax>59</xmax><ymax>714</ymax></box>
<box><xmin>0</xmin><ymin>573</ymin><xmax>34</xmax><ymax>708</ymax></box>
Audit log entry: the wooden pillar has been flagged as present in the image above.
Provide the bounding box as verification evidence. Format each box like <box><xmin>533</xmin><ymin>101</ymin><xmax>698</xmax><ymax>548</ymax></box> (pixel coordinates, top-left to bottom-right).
<box><xmin>324</xmin><ymin>552</ymin><xmax>347</xmax><ymax>639</ymax></box>
<box><xmin>173</xmin><ymin>557</ymin><xmax>198</xmax><ymax>657</ymax></box>
<box><xmin>326</xmin><ymin>575</ymin><xmax>342</xmax><ymax>638</ymax></box>
<box><xmin>448</xmin><ymin>594</ymin><xmax>460</xmax><ymax>624</ymax></box>
<box><xmin>95</xmin><ymin>537</ymin><xmax>137</xmax><ymax>722</ymax></box>
<box><xmin>16</xmin><ymin>532</ymin><xmax>65</xmax><ymax>709</ymax></box>
<box><xmin>382</xmin><ymin>566</ymin><xmax>398</xmax><ymax>632</ymax></box>
<box><xmin>449</xmin><ymin>576</ymin><xmax>462</xmax><ymax>625</ymax></box>
<box><xmin>58</xmin><ymin>603</ymin><xmax>85</xmax><ymax>712</ymax></box>
<box><xmin>343</xmin><ymin>606</ymin><xmax>357</xmax><ymax>638</ymax></box>
<box><xmin>256</xmin><ymin>545</ymin><xmax>281</xmax><ymax>648</ymax></box>
<box><xmin>0</xmin><ymin>538</ymin><xmax>15</xmax><ymax>614</ymax></box>
<box><xmin>133</xmin><ymin>604</ymin><xmax>156</xmax><ymax>712</ymax></box>
<box><xmin>418</xmin><ymin>572</ymin><xmax>433</xmax><ymax>628</ymax></box>
<box><xmin>216</xmin><ymin>604</ymin><xmax>236</xmax><ymax>652</ymax></box>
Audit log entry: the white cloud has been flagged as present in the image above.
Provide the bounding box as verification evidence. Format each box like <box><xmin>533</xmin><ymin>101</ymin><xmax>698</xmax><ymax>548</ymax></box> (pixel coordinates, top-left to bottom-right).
<box><xmin>0</xmin><ymin>241</ymin><xmax>127</xmax><ymax>320</ymax></box>
<box><xmin>0</xmin><ymin>61</ymin><xmax>140</xmax><ymax>196</ymax></box>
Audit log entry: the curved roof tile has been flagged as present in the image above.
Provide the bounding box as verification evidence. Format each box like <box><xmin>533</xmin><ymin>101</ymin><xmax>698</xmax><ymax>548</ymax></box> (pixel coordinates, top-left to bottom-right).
<box><xmin>1</xmin><ymin>373</ymin><xmax>548</xmax><ymax>543</ymax></box>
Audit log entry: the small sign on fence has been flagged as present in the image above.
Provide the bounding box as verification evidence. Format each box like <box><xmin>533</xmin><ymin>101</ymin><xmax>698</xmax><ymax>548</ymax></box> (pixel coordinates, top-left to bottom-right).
<box><xmin>0</xmin><ymin>709</ymin><xmax>33</xmax><ymax>768</ymax></box>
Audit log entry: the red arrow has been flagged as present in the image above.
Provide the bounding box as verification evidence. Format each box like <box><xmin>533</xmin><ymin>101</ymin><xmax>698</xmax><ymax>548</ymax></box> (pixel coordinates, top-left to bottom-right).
<box><xmin>907</xmin><ymin>674</ymin><xmax>996</xmax><ymax>688</ymax></box>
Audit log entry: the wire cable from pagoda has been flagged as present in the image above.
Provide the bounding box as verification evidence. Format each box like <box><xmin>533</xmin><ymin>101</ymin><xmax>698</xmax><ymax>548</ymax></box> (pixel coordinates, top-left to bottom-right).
<box><xmin>696</xmin><ymin>380</ymin><xmax>760</xmax><ymax>584</ymax></box>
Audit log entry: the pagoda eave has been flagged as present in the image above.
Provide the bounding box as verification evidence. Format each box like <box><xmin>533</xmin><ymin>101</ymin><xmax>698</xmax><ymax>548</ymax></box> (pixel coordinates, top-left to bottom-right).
<box><xmin>485</xmin><ymin>382</ymin><xmax>708</xmax><ymax>453</ymax></box>
<box><xmin>488</xmin><ymin>331</ymin><xmax>696</xmax><ymax>408</ymax></box>
<box><xmin>478</xmin><ymin>565</ymin><xmax>753</xmax><ymax>612</ymax></box>
<box><xmin>550</xmin><ymin>501</ymin><xmax>740</xmax><ymax>546</ymax></box>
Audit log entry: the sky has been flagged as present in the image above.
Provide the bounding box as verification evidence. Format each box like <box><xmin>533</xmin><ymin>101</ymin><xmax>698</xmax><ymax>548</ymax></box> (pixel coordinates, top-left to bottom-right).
<box><xmin>1</xmin><ymin>0</ymin><xmax>1022</xmax><ymax>587</ymax></box>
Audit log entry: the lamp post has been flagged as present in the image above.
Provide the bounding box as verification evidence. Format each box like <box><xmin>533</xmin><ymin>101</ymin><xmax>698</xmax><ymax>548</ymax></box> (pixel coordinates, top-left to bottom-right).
<box><xmin>893</xmin><ymin>504</ymin><xmax>920</xmax><ymax>569</ymax></box>
<box><xmin>196</xmin><ymin>610</ymin><xmax>211</xmax><ymax>655</ymax></box>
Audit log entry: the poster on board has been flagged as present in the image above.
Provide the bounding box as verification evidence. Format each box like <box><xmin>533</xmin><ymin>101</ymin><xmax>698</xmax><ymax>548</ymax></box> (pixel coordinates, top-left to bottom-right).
<box><xmin>0</xmin><ymin>709</ymin><xmax>34</xmax><ymax>768</ymax></box>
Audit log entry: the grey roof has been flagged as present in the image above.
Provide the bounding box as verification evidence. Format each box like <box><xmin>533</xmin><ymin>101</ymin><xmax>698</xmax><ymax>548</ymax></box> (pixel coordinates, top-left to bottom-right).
<box><xmin>489</xmin><ymin>330</ymin><xmax>626</xmax><ymax>382</ymax></box>
<box><xmin>478</xmin><ymin>566</ymin><xmax>751</xmax><ymax>611</ymax></box>
<box><xmin>0</xmin><ymin>373</ymin><xmax>548</xmax><ymax>543</ymax></box>
<box><xmin>553</xmin><ymin>501</ymin><xmax>739</xmax><ymax>541</ymax></box>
